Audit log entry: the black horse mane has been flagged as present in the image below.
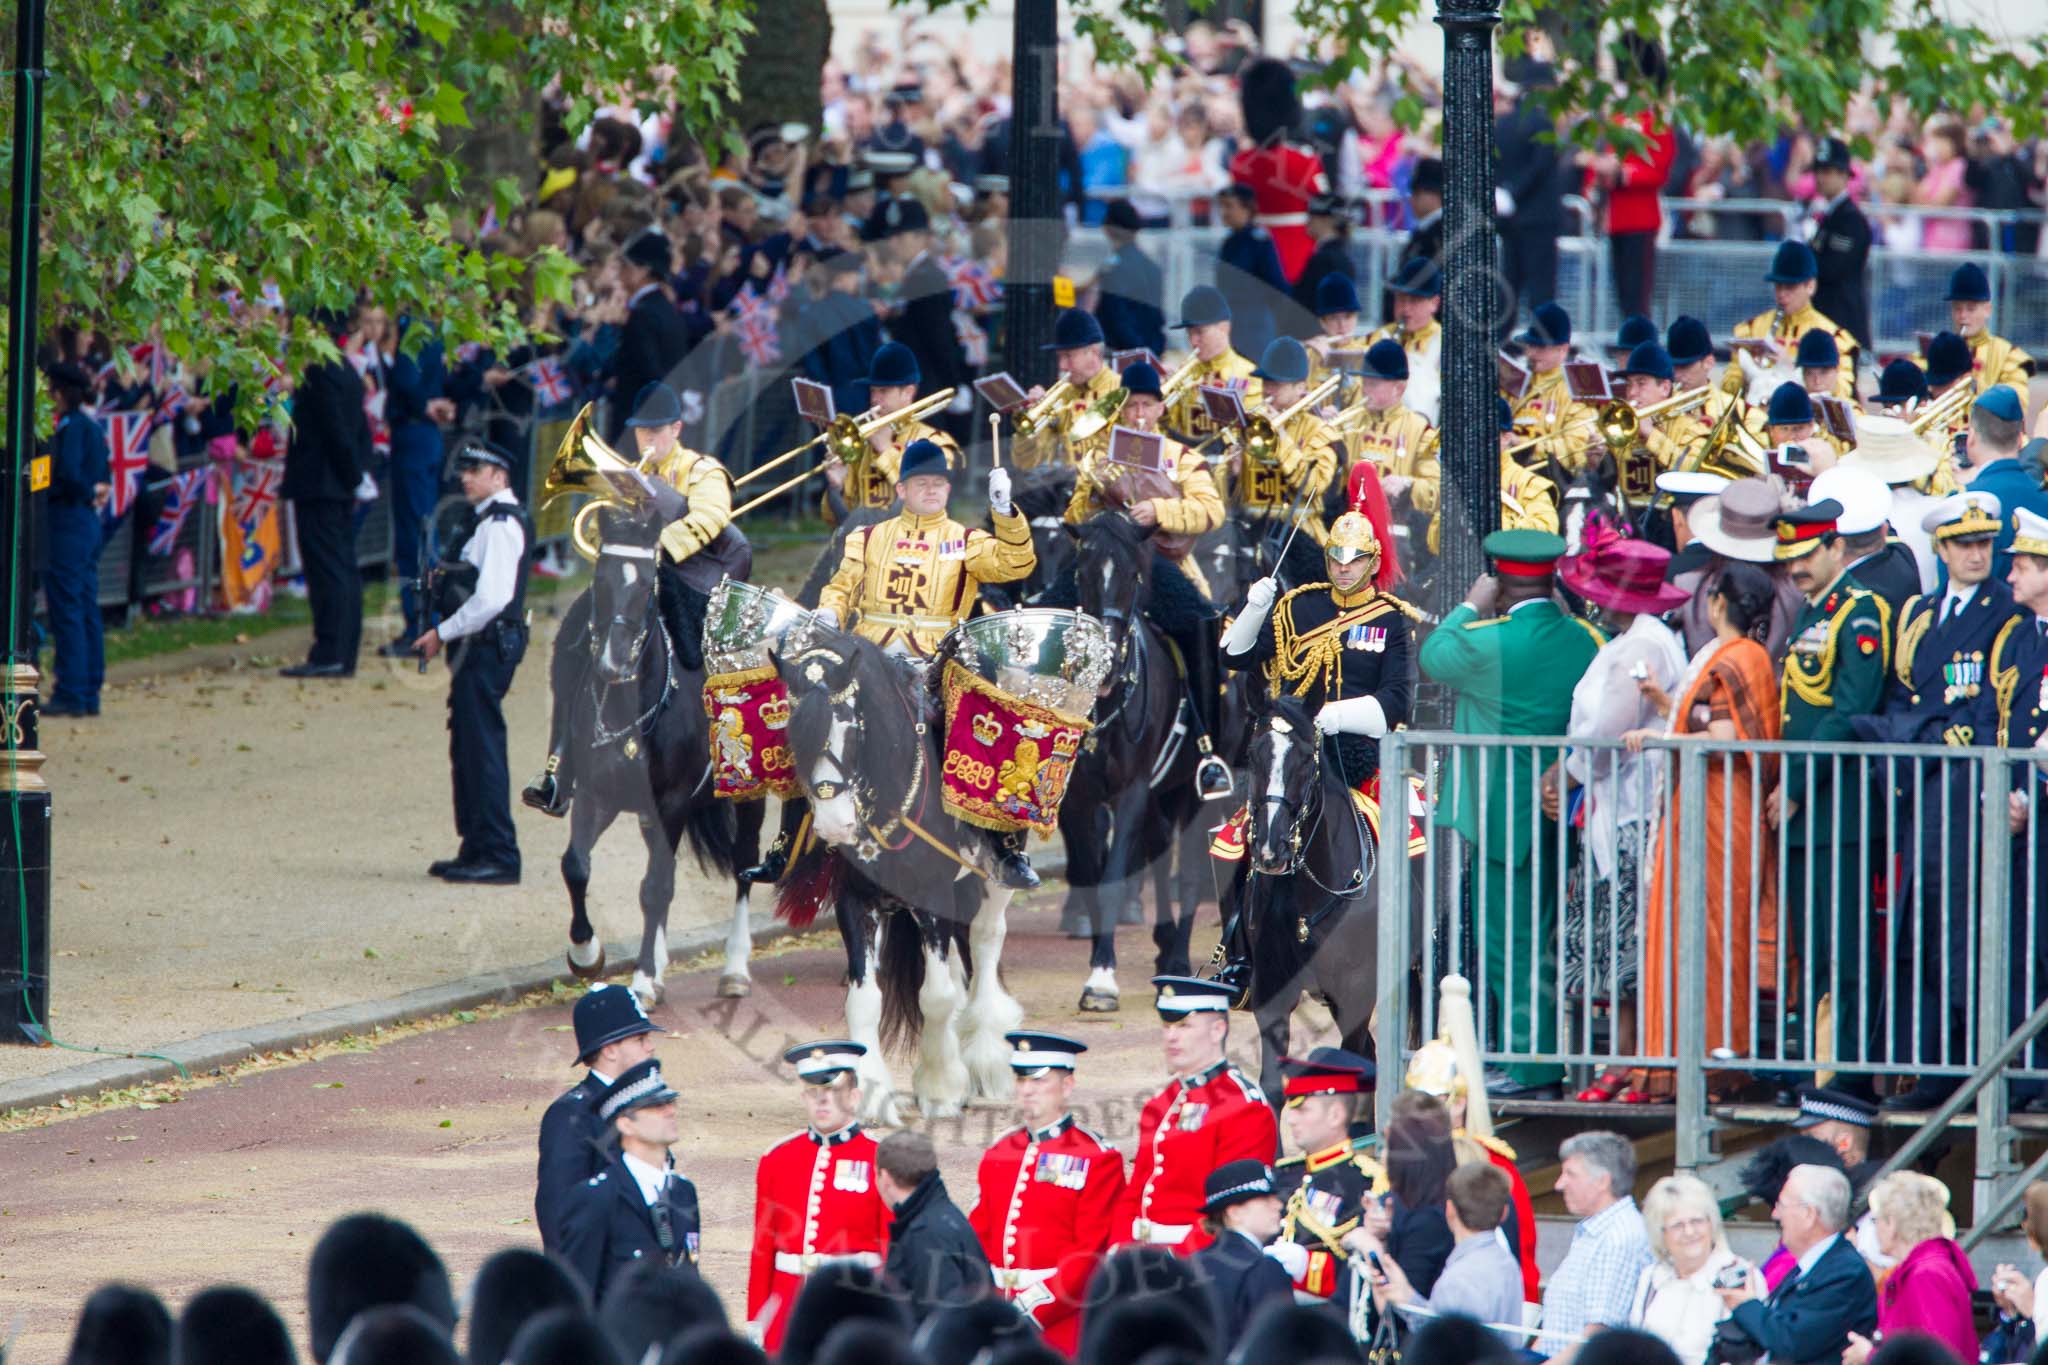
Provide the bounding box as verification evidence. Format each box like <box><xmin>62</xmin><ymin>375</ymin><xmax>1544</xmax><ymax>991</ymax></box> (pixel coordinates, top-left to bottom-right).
<box><xmin>782</xmin><ymin>629</ymin><xmax>925</xmax><ymax>821</ymax></box>
<box><xmin>1006</xmin><ymin>463</ymin><xmax>1076</xmax><ymax>521</ymax></box>
<box><xmin>1073</xmin><ymin>509</ymin><xmax>1153</xmax><ymax>609</ymax></box>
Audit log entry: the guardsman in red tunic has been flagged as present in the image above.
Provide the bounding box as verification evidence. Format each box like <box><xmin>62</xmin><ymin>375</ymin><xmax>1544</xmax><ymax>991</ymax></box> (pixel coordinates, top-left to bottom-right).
<box><xmin>968</xmin><ymin>1031</ymin><xmax>1126</xmax><ymax>1357</ymax></box>
<box><xmin>1227</xmin><ymin>57</ymin><xmax>1328</xmax><ymax>283</ymax></box>
<box><xmin>748</xmin><ymin>1040</ymin><xmax>890</xmax><ymax>1353</ymax></box>
<box><xmin>1111</xmin><ymin>976</ymin><xmax>1279</xmax><ymax>1252</ymax></box>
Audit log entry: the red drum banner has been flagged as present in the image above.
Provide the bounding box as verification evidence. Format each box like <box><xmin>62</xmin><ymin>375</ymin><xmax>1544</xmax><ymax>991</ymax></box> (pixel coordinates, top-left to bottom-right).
<box><xmin>938</xmin><ymin>660</ymin><xmax>1090</xmax><ymax>835</ymax></box>
<box><xmin>702</xmin><ymin>667</ymin><xmax>798</xmax><ymax>801</ymax></box>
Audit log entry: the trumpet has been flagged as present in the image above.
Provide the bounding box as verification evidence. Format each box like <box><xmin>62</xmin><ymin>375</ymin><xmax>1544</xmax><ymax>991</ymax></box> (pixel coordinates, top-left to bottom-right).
<box><xmin>1239</xmin><ymin>375</ymin><xmax>1343</xmax><ymax>463</ymax></box>
<box><xmin>1907</xmin><ymin>379</ymin><xmax>1975</xmax><ymax>437</ymax></box>
<box><xmin>732</xmin><ymin>389</ymin><xmax>955</xmax><ymax>518</ymax></box>
<box><xmin>1012</xmin><ymin>378</ymin><xmax>1076</xmax><ymax>439</ymax></box>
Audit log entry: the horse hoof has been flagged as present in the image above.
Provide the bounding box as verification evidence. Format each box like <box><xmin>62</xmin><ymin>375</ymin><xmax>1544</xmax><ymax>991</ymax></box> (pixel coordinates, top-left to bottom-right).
<box><xmin>566</xmin><ymin>944</ymin><xmax>606</xmax><ymax>980</ymax></box>
<box><xmin>717</xmin><ymin>973</ymin><xmax>751</xmax><ymax>999</ymax></box>
<box><xmin>921</xmin><ymin>1098</ymin><xmax>964</xmax><ymax>1120</ymax></box>
<box><xmin>1079</xmin><ymin>989</ymin><xmax>1120</xmax><ymax>1013</ymax></box>
<box><xmin>629</xmin><ymin>971</ymin><xmax>664</xmax><ymax>1007</ymax></box>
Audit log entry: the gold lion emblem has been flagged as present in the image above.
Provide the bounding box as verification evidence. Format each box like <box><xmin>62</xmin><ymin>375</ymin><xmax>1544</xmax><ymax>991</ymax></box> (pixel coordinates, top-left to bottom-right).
<box><xmin>996</xmin><ymin>739</ymin><xmax>1043</xmax><ymax>803</ymax></box>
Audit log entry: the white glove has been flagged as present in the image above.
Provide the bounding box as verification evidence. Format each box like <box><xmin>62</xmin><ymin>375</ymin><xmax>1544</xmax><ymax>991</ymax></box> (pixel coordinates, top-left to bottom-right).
<box><xmin>1314</xmin><ymin>696</ymin><xmax>1388</xmax><ymax>738</ymax></box>
<box><xmin>1495</xmin><ymin>186</ymin><xmax>1517</xmax><ymax>217</ymax></box>
<box><xmin>1265</xmin><ymin>1241</ymin><xmax>1311</xmax><ymax>1280</ymax></box>
<box><xmin>813</xmin><ymin>607</ymin><xmax>840</xmax><ymax>629</ymax></box>
<box><xmin>1221</xmin><ymin>577</ymin><xmax>1280</xmax><ymax>655</ymax></box>
<box><xmin>353</xmin><ymin>472</ymin><xmax>379</xmax><ymax>503</ymax></box>
<box><xmin>988</xmin><ymin>467</ymin><xmax>1014</xmax><ymax>516</ymax></box>
<box><xmin>948</xmin><ymin>387</ymin><xmax>974</xmax><ymax>415</ymax></box>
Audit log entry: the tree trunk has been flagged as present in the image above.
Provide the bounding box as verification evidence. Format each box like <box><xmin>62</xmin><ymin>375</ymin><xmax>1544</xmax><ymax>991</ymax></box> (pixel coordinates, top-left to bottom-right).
<box><xmin>728</xmin><ymin>0</ymin><xmax>829</xmax><ymax>140</ymax></box>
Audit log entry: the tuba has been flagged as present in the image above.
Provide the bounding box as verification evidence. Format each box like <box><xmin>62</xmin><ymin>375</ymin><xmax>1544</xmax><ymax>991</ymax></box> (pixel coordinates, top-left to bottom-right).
<box><xmin>540</xmin><ymin>403</ymin><xmax>657</xmax><ymax>560</ymax></box>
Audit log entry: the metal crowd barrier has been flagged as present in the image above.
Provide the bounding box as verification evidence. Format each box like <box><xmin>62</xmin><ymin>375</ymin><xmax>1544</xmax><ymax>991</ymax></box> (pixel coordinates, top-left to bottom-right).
<box><xmin>1066</xmin><ymin>195</ymin><xmax>2048</xmax><ymax>366</ymax></box>
<box><xmin>1371</xmin><ymin>729</ymin><xmax>2048</xmax><ymax>1225</ymax></box>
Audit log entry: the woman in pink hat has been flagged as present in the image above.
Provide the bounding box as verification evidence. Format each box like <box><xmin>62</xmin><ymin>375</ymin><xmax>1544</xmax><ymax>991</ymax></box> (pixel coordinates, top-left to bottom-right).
<box><xmin>1547</xmin><ymin>535</ymin><xmax>1689</xmax><ymax>1102</ymax></box>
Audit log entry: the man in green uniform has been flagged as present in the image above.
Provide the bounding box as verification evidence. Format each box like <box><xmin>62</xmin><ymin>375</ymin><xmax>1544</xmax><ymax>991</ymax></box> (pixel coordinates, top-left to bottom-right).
<box><xmin>1770</xmin><ymin>499</ymin><xmax>1892</xmax><ymax>1100</ymax></box>
<box><xmin>1418</xmin><ymin>530</ymin><xmax>1603</xmax><ymax>1096</ymax></box>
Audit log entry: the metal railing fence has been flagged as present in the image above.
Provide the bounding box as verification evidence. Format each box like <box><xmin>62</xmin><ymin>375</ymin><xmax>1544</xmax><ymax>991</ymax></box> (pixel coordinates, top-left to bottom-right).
<box><xmin>1370</xmin><ymin>729</ymin><xmax>2048</xmax><ymax>1223</ymax></box>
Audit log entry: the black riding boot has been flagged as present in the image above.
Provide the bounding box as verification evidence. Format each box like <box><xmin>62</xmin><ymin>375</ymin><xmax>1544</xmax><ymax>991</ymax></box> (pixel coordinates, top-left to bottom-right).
<box><xmin>1181</xmin><ymin>618</ymin><xmax>1234</xmax><ymax>802</ymax></box>
<box><xmin>990</xmin><ymin>829</ymin><xmax>1041</xmax><ymax>890</ymax></box>
<box><xmin>1213</xmin><ymin>898</ymin><xmax>1255</xmax><ymax>1008</ymax></box>
<box><xmin>742</xmin><ymin>798</ymin><xmax>809</xmax><ymax>885</ymax></box>
<box><xmin>521</xmin><ymin>597</ymin><xmax>594</xmax><ymax>818</ymax></box>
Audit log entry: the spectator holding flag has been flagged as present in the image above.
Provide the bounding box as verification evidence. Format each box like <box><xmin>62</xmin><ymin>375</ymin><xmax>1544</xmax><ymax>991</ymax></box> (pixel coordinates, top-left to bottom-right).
<box><xmin>43</xmin><ymin>361</ymin><xmax>111</xmax><ymax>717</ymax></box>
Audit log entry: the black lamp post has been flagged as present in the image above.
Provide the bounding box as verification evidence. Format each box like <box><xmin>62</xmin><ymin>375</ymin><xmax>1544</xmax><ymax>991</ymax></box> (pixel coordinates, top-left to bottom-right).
<box><xmin>1</xmin><ymin>0</ymin><xmax>54</xmax><ymax>1045</ymax></box>
<box><xmin>1002</xmin><ymin>0</ymin><xmax>1060</xmax><ymax>391</ymax></box>
<box><xmin>1432</xmin><ymin>0</ymin><xmax>1503</xmax><ymax>612</ymax></box>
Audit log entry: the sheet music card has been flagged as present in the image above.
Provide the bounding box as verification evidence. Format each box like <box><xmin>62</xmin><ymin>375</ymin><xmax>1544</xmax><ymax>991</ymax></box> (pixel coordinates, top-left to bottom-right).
<box><xmin>791</xmin><ymin>378</ymin><xmax>836</xmax><ymax>426</ymax></box>
<box><xmin>1108</xmin><ymin>425</ymin><xmax>1165</xmax><ymax>472</ymax></box>
<box><xmin>974</xmin><ymin>372</ymin><xmax>1030</xmax><ymax>413</ymax></box>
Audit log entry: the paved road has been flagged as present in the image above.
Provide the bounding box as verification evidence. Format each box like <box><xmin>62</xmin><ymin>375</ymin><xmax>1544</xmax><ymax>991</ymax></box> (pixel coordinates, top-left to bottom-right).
<box><xmin>0</xmin><ymin>901</ymin><xmax>1282</xmax><ymax>1363</ymax></box>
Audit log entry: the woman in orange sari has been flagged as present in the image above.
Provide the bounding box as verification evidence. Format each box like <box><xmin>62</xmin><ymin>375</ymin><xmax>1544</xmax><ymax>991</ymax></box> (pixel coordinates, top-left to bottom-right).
<box><xmin>1626</xmin><ymin>562</ymin><xmax>1781</xmax><ymax>1102</ymax></box>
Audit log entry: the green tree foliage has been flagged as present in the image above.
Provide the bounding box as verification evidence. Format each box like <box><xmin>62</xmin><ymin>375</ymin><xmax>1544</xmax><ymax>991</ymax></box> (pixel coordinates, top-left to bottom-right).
<box><xmin>953</xmin><ymin>0</ymin><xmax>2045</xmax><ymax>150</ymax></box>
<box><xmin>0</xmin><ymin>0</ymin><xmax>753</xmax><ymax>420</ymax></box>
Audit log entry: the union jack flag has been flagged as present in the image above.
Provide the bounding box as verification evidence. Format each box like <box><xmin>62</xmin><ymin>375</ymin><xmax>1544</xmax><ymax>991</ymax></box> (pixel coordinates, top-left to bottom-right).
<box><xmin>946</xmin><ymin>257</ymin><xmax>1000</xmax><ymax>311</ymax></box>
<box><xmin>527</xmin><ymin>355</ymin><xmax>572</xmax><ymax>407</ymax></box>
<box><xmin>147</xmin><ymin>383</ymin><xmax>190</xmax><ymax>436</ymax></box>
<box><xmin>731</xmin><ymin>285</ymin><xmax>781</xmax><ymax>367</ymax></box>
<box><xmin>233</xmin><ymin>458</ymin><xmax>282</xmax><ymax>527</ymax></box>
<box><xmin>96</xmin><ymin>410</ymin><xmax>152</xmax><ymax>520</ymax></box>
<box><xmin>148</xmin><ymin>469</ymin><xmax>207</xmax><ymax>556</ymax></box>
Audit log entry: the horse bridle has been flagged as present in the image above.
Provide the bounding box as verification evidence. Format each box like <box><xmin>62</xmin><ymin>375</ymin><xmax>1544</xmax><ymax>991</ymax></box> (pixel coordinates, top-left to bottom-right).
<box><xmin>588</xmin><ymin>543</ymin><xmax>675</xmax><ymax>753</ymax></box>
<box><xmin>794</xmin><ymin>648</ymin><xmax>930</xmax><ymax>863</ymax></box>
<box><xmin>1251</xmin><ymin>716</ymin><xmax>1371</xmax><ymax>905</ymax></box>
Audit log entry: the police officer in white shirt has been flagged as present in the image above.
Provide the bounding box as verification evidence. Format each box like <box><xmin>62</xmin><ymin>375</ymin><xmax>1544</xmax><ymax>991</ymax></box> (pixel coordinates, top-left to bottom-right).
<box><xmin>414</xmin><ymin>441</ymin><xmax>533</xmax><ymax>884</ymax></box>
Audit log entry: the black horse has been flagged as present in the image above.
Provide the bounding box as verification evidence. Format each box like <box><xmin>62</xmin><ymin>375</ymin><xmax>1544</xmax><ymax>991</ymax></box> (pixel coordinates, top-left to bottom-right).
<box><xmin>556</xmin><ymin>505</ymin><xmax>765</xmax><ymax>1004</ymax></box>
<box><xmin>1063</xmin><ymin>512</ymin><xmax>1215</xmax><ymax>1011</ymax></box>
<box><xmin>1231</xmin><ymin>695</ymin><xmax>1386</xmax><ymax>1106</ymax></box>
<box><xmin>767</xmin><ymin>623</ymin><xmax>1023</xmax><ymax>1123</ymax></box>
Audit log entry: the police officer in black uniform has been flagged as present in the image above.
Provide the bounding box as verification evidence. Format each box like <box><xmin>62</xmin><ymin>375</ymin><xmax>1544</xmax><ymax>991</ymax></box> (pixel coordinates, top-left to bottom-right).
<box><xmin>1188</xmin><ymin>1160</ymin><xmax>1294</xmax><ymax>1352</ymax></box>
<box><xmin>1992</xmin><ymin>508</ymin><xmax>2048</xmax><ymax>1109</ymax></box>
<box><xmin>536</xmin><ymin>985</ymin><xmax>663</xmax><ymax>1254</ymax></box>
<box><xmin>557</xmin><ymin>1058</ymin><xmax>702</xmax><ymax>1302</ymax></box>
<box><xmin>414</xmin><ymin>441</ymin><xmax>532</xmax><ymax>884</ymax></box>
<box><xmin>1271</xmin><ymin>1049</ymin><xmax>1384</xmax><ymax>1307</ymax></box>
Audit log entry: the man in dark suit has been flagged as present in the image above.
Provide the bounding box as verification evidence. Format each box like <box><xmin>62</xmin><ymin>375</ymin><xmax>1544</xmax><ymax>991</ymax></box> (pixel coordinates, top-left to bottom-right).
<box><xmin>879</xmin><ymin>197</ymin><xmax>968</xmax><ymax>425</ymax></box>
<box><xmin>1095</xmin><ymin>198</ymin><xmax>1166</xmax><ymax>357</ymax></box>
<box><xmin>609</xmin><ymin>230</ymin><xmax>689</xmax><ymax>441</ymax></box>
<box><xmin>1401</xmin><ymin>157</ymin><xmax>1445</xmax><ymax>276</ymax></box>
<box><xmin>1493</xmin><ymin>61</ymin><xmax>1569</xmax><ymax>334</ymax></box>
<box><xmin>535</xmin><ymin>985</ymin><xmax>662</xmax><ymax>1254</ymax></box>
<box><xmin>282</xmin><ymin>311</ymin><xmax>373</xmax><ymax>678</ymax></box>
<box><xmin>1188</xmin><ymin>1159</ymin><xmax>1293</xmax><ymax>1353</ymax></box>
<box><xmin>1808</xmin><ymin>136</ymin><xmax>1873</xmax><ymax>352</ymax></box>
<box><xmin>1292</xmin><ymin>193</ymin><xmax>1357</xmax><ymax>330</ymax></box>
<box><xmin>876</xmin><ymin>1129</ymin><xmax>991</xmax><ymax>1325</ymax></box>
<box><xmin>1722</xmin><ymin>1163</ymin><xmax>1876</xmax><ymax>1364</ymax></box>
<box><xmin>794</xmin><ymin>249</ymin><xmax>884</xmax><ymax>419</ymax></box>
<box><xmin>557</xmin><ymin>1058</ymin><xmax>701</xmax><ymax>1303</ymax></box>
<box><xmin>41</xmin><ymin>362</ymin><xmax>110</xmax><ymax>717</ymax></box>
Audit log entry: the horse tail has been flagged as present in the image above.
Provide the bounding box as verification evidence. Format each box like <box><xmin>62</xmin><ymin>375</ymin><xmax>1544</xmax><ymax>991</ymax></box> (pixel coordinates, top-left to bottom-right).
<box><xmin>775</xmin><ymin>844</ymin><xmax>843</xmax><ymax>929</ymax></box>
<box><xmin>678</xmin><ymin>796</ymin><xmax>738</xmax><ymax>878</ymax></box>
<box><xmin>876</xmin><ymin>907</ymin><xmax>928</xmax><ymax>1054</ymax></box>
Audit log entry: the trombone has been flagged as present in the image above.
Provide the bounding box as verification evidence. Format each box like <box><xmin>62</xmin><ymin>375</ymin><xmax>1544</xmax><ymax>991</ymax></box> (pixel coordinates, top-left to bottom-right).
<box><xmin>1239</xmin><ymin>374</ymin><xmax>1344</xmax><ymax>464</ymax></box>
<box><xmin>731</xmin><ymin>388</ymin><xmax>956</xmax><ymax>518</ymax></box>
<box><xmin>730</xmin><ymin>406</ymin><xmax>876</xmax><ymax>491</ymax></box>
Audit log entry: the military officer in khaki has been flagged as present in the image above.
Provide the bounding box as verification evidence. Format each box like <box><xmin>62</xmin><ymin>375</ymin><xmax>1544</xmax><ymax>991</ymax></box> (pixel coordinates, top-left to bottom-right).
<box><xmin>823</xmin><ymin>342</ymin><xmax>961</xmax><ymax>524</ymax></box>
<box><xmin>1164</xmin><ymin>285</ymin><xmax>1261</xmax><ymax>446</ymax></box>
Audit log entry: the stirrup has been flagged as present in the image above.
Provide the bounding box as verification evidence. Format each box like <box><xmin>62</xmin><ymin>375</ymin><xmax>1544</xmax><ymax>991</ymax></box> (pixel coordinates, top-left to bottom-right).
<box><xmin>1194</xmin><ymin>738</ymin><xmax>1234</xmax><ymax>801</ymax></box>
<box><xmin>521</xmin><ymin>756</ymin><xmax>569</xmax><ymax>817</ymax></box>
